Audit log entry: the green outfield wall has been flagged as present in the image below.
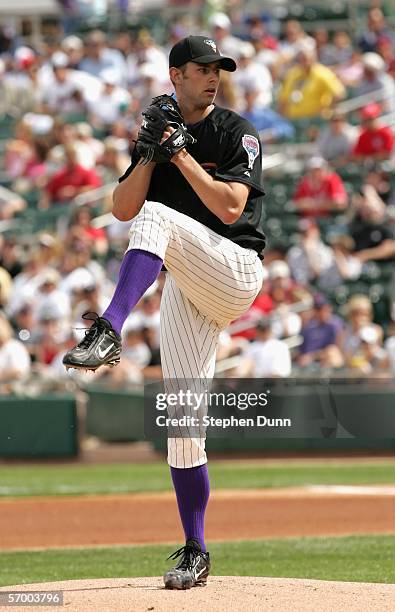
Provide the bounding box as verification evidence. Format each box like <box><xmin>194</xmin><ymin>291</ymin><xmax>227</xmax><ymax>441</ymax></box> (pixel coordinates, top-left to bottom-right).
<box><xmin>0</xmin><ymin>383</ymin><xmax>394</xmax><ymax>457</ymax></box>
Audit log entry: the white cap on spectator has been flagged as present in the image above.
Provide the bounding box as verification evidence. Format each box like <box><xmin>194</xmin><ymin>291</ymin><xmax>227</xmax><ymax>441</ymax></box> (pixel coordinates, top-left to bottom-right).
<box><xmin>38</xmin><ymin>303</ymin><xmax>63</xmax><ymax>320</ymax></box>
<box><xmin>52</xmin><ymin>51</ymin><xmax>69</xmax><ymax>68</ymax></box>
<box><xmin>63</xmin><ymin>268</ymin><xmax>96</xmax><ymax>293</ymax></box>
<box><xmin>268</xmin><ymin>260</ymin><xmax>290</xmax><ymax>279</ymax></box>
<box><xmin>362</xmin><ymin>52</ymin><xmax>385</xmax><ymax>72</ymax></box>
<box><xmin>104</xmin><ymin>136</ymin><xmax>124</xmax><ymax>151</ymax></box>
<box><xmin>61</xmin><ymin>35</ymin><xmax>83</xmax><ymax>51</ymax></box>
<box><xmin>307</xmin><ymin>156</ymin><xmax>327</xmax><ymax>170</ymax></box>
<box><xmin>359</xmin><ymin>325</ymin><xmax>379</xmax><ymax>344</ymax></box>
<box><xmin>39</xmin><ymin>269</ymin><xmax>60</xmax><ymax>286</ymax></box>
<box><xmin>139</xmin><ymin>63</ymin><xmax>157</xmax><ymax>80</ymax></box>
<box><xmin>14</xmin><ymin>46</ymin><xmax>35</xmax><ymax>69</ymax></box>
<box><xmin>38</xmin><ymin>233</ymin><xmax>56</xmax><ymax>248</ymax></box>
<box><xmin>208</xmin><ymin>12</ymin><xmax>231</xmax><ymax>30</ymax></box>
<box><xmin>75</xmin><ymin>122</ymin><xmax>93</xmax><ymax>137</ymax></box>
<box><xmin>238</xmin><ymin>42</ymin><xmax>255</xmax><ymax>59</ymax></box>
<box><xmin>23</xmin><ymin>112</ymin><xmax>54</xmax><ymax>135</ymax></box>
<box><xmin>101</xmin><ymin>68</ymin><xmax>120</xmax><ymax>85</ymax></box>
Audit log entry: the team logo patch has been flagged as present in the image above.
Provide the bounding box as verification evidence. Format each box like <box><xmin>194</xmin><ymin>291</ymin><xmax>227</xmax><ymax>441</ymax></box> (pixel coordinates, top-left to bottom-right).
<box><xmin>242</xmin><ymin>134</ymin><xmax>259</xmax><ymax>169</ymax></box>
<box><xmin>204</xmin><ymin>39</ymin><xmax>217</xmax><ymax>52</ymax></box>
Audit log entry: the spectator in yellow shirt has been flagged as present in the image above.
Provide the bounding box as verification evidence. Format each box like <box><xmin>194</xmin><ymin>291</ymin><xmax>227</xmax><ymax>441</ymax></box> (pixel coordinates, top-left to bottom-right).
<box><xmin>278</xmin><ymin>49</ymin><xmax>345</xmax><ymax>119</ymax></box>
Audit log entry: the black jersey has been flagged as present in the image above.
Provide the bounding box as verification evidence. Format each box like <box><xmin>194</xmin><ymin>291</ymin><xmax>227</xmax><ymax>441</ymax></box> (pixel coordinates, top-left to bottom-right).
<box><xmin>119</xmin><ymin>105</ymin><xmax>266</xmax><ymax>257</ymax></box>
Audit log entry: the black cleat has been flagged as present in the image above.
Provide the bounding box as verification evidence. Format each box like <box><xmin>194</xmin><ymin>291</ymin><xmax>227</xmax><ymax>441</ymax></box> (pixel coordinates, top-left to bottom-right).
<box><xmin>63</xmin><ymin>312</ymin><xmax>122</xmax><ymax>372</ymax></box>
<box><xmin>164</xmin><ymin>539</ymin><xmax>211</xmax><ymax>590</ymax></box>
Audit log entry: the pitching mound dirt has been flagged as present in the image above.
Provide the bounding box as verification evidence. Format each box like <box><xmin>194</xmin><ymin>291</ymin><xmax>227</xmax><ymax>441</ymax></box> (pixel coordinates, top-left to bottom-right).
<box><xmin>2</xmin><ymin>576</ymin><xmax>395</xmax><ymax>611</ymax></box>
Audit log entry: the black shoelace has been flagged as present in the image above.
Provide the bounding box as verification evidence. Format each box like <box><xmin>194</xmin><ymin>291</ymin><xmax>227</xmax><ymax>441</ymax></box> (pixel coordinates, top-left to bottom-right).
<box><xmin>167</xmin><ymin>544</ymin><xmax>198</xmax><ymax>571</ymax></box>
<box><xmin>77</xmin><ymin>312</ymin><xmax>108</xmax><ymax>349</ymax></box>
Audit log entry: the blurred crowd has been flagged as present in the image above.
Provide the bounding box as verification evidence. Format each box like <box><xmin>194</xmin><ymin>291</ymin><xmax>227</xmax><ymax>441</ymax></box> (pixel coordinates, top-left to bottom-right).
<box><xmin>1</xmin><ymin>3</ymin><xmax>395</xmax><ymax>392</ymax></box>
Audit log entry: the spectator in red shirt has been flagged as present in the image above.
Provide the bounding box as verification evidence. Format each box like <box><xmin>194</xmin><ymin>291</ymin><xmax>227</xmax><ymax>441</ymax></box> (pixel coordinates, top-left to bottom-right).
<box><xmin>293</xmin><ymin>156</ymin><xmax>348</xmax><ymax>216</ymax></box>
<box><xmin>353</xmin><ymin>103</ymin><xmax>394</xmax><ymax>160</ymax></box>
<box><xmin>40</xmin><ymin>143</ymin><xmax>101</xmax><ymax>209</ymax></box>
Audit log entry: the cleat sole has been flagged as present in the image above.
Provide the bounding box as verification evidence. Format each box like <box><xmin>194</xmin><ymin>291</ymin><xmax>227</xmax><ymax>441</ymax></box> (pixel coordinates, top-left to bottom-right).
<box><xmin>63</xmin><ymin>353</ymin><xmax>121</xmax><ymax>372</ymax></box>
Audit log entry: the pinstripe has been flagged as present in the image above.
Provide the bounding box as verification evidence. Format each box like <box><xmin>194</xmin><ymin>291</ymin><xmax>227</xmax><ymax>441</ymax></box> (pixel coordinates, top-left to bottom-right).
<box><xmin>161</xmin><ymin>279</ymin><xmax>191</xmax><ymax>467</ymax></box>
<box><xmin>169</xmin><ymin>280</ymin><xmax>201</xmax><ymax>376</ymax></box>
<box><xmin>170</xmin><ymin>235</ymin><xmax>259</xmax><ymax>273</ymax></box>
<box><xmin>168</xmin><ymin>279</ymin><xmax>208</xmax><ymax>459</ymax></box>
<box><xmin>166</xmin><ymin>247</ymin><xmax>259</xmax><ymax>301</ymax></box>
<box><xmin>167</xmin><ymin>236</ymin><xmax>259</xmax><ymax>277</ymax></box>
<box><xmin>130</xmin><ymin>201</ymin><xmax>264</xmax><ymax>468</ymax></box>
<box><xmin>160</xmin><ymin>298</ymin><xmax>181</xmax><ymax>466</ymax></box>
<box><xmin>161</xmin><ymin>275</ymin><xmax>217</xmax><ymax>468</ymax></box>
<box><xmin>166</xmin><ymin>244</ymin><xmax>260</xmax><ymax>290</ymax></box>
<box><xmin>160</xmin><ymin>263</ymin><xmax>254</xmax><ymax>324</ymax></box>
<box><xmin>161</xmin><ymin>282</ymin><xmax>195</xmax><ymax>467</ymax></box>
<box><xmin>168</xmin><ymin>280</ymin><xmax>200</xmax><ymax>465</ymax></box>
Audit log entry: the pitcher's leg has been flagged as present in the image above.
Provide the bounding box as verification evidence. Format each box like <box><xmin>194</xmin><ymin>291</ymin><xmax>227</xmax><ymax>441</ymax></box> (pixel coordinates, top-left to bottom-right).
<box><xmin>160</xmin><ymin>274</ymin><xmax>219</xmax><ymax>468</ymax></box>
<box><xmin>160</xmin><ymin>275</ymin><xmax>219</xmax><ymax>557</ymax></box>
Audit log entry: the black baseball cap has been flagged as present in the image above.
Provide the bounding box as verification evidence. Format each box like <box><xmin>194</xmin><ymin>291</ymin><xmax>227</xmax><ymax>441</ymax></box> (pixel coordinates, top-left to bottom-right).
<box><xmin>169</xmin><ymin>36</ymin><xmax>236</xmax><ymax>72</ymax></box>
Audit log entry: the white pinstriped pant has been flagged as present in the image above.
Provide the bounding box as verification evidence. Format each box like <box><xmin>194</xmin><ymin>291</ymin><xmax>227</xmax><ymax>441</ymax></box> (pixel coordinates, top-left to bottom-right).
<box><xmin>127</xmin><ymin>201</ymin><xmax>264</xmax><ymax>468</ymax></box>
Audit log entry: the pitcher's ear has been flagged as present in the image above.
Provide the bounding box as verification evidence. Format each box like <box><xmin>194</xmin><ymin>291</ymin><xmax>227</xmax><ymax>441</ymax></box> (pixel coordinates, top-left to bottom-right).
<box><xmin>169</xmin><ymin>66</ymin><xmax>183</xmax><ymax>85</ymax></box>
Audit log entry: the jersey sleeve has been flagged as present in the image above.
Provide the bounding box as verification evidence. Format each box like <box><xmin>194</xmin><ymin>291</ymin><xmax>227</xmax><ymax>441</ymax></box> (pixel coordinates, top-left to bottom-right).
<box><xmin>214</xmin><ymin>118</ymin><xmax>265</xmax><ymax>196</ymax></box>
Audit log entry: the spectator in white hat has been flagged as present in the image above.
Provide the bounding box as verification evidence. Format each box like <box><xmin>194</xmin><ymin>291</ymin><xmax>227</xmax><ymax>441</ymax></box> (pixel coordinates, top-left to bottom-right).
<box><xmin>34</xmin><ymin>269</ymin><xmax>71</xmax><ymax>324</ymax></box>
<box><xmin>61</xmin><ymin>35</ymin><xmax>84</xmax><ymax>69</ymax></box>
<box><xmin>348</xmin><ymin>324</ymin><xmax>387</xmax><ymax>374</ymax></box>
<box><xmin>208</xmin><ymin>12</ymin><xmax>244</xmax><ymax>59</ymax></box>
<box><xmin>353</xmin><ymin>52</ymin><xmax>395</xmax><ymax>112</ymax></box>
<box><xmin>233</xmin><ymin>42</ymin><xmax>273</xmax><ymax>110</ymax></box>
<box><xmin>75</xmin><ymin>122</ymin><xmax>105</xmax><ymax>166</ymax></box>
<box><xmin>41</xmin><ymin>52</ymin><xmax>86</xmax><ymax>114</ymax></box>
<box><xmin>244</xmin><ymin>318</ymin><xmax>292</xmax><ymax>377</ymax></box>
<box><xmin>267</xmin><ymin>260</ymin><xmax>305</xmax><ymax>339</ymax></box>
<box><xmin>126</xmin><ymin>30</ymin><xmax>169</xmax><ymax>88</ymax></box>
<box><xmin>87</xmin><ymin>69</ymin><xmax>131</xmax><ymax>129</ymax></box>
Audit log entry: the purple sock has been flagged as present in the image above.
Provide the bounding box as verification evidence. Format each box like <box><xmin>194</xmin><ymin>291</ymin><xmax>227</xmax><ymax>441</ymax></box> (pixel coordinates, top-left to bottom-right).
<box><xmin>170</xmin><ymin>464</ymin><xmax>210</xmax><ymax>552</ymax></box>
<box><xmin>103</xmin><ymin>249</ymin><xmax>163</xmax><ymax>334</ymax></box>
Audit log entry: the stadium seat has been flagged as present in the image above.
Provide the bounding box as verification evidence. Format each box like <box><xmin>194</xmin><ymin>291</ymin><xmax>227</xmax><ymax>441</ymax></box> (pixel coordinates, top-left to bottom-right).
<box><xmin>21</xmin><ymin>203</ymin><xmax>72</xmax><ymax>234</ymax></box>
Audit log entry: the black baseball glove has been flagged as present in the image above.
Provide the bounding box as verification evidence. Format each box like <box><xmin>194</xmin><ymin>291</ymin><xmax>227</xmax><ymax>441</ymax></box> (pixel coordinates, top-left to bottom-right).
<box><xmin>135</xmin><ymin>94</ymin><xmax>196</xmax><ymax>165</ymax></box>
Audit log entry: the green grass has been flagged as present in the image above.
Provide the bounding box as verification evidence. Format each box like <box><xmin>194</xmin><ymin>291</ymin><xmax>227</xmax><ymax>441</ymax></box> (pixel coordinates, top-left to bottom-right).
<box><xmin>0</xmin><ymin>460</ymin><xmax>394</xmax><ymax>497</ymax></box>
<box><xmin>0</xmin><ymin>536</ymin><xmax>394</xmax><ymax>587</ymax></box>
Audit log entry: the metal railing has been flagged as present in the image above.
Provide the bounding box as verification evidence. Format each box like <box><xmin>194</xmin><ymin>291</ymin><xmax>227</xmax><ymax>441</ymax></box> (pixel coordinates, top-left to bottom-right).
<box><xmin>73</xmin><ymin>182</ymin><xmax>117</xmax><ymax>209</ymax></box>
<box><xmin>335</xmin><ymin>88</ymin><xmax>392</xmax><ymax>115</ymax></box>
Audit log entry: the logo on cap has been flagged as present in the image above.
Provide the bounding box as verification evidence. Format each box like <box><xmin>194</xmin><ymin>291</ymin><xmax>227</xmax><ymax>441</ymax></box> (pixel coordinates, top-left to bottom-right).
<box><xmin>204</xmin><ymin>39</ymin><xmax>217</xmax><ymax>52</ymax></box>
